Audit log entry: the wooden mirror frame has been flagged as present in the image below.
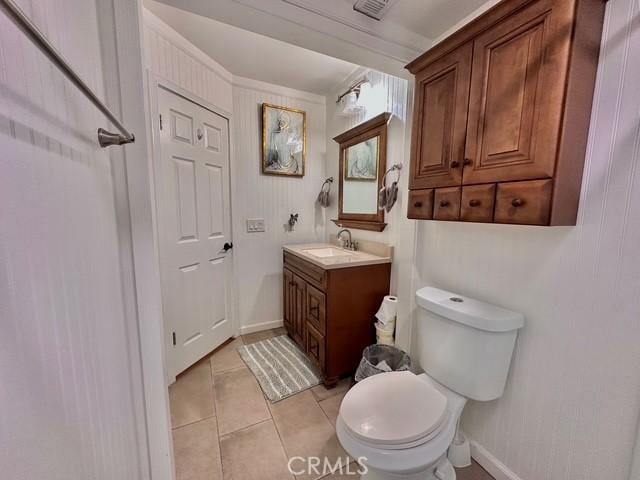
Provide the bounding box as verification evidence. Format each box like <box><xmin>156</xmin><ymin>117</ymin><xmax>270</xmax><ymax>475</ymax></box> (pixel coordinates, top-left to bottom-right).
<box><xmin>332</xmin><ymin>112</ymin><xmax>391</xmax><ymax>232</ymax></box>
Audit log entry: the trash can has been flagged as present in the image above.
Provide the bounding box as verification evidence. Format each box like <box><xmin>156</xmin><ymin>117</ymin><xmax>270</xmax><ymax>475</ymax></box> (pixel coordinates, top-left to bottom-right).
<box><xmin>354</xmin><ymin>344</ymin><xmax>411</xmax><ymax>382</ymax></box>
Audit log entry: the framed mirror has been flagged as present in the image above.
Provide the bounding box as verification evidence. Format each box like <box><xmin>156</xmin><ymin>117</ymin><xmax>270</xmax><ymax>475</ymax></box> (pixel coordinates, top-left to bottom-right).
<box><xmin>332</xmin><ymin>112</ymin><xmax>391</xmax><ymax>232</ymax></box>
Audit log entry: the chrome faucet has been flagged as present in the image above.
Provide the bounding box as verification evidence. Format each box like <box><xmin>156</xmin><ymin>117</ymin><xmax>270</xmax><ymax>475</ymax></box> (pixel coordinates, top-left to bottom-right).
<box><xmin>337</xmin><ymin>228</ymin><xmax>357</xmax><ymax>251</ymax></box>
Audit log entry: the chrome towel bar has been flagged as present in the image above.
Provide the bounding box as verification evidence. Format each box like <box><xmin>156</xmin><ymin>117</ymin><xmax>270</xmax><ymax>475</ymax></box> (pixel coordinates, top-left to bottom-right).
<box><xmin>0</xmin><ymin>0</ymin><xmax>135</xmax><ymax>147</ymax></box>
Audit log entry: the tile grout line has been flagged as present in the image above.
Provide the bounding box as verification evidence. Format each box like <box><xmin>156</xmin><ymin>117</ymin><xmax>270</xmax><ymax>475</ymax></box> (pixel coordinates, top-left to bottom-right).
<box><xmin>218</xmin><ymin>417</ymin><xmax>274</xmax><ymax>440</ymax></box>
<box><xmin>172</xmin><ymin>413</ymin><xmax>216</xmax><ymax>431</ymax></box>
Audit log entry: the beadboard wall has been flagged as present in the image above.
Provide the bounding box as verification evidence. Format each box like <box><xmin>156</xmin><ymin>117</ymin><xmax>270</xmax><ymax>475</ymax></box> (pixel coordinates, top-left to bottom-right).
<box><xmin>0</xmin><ymin>1</ymin><xmax>146</xmax><ymax>479</ymax></box>
<box><xmin>325</xmin><ymin>70</ymin><xmax>416</xmax><ymax>350</ymax></box>
<box><xmin>413</xmin><ymin>1</ymin><xmax>640</xmax><ymax>479</ymax></box>
<box><xmin>142</xmin><ymin>9</ymin><xmax>233</xmax><ymax>113</ymax></box>
<box><xmin>232</xmin><ymin>78</ymin><xmax>327</xmax><ymax>332</ymax></box>
<box><xmin>142</xmin><ymin>10</ymin><xmax>328</xmax><ymax>333</ymax></box>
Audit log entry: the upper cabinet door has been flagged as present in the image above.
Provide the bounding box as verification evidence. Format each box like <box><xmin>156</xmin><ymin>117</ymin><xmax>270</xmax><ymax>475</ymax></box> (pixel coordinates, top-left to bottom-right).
<box><xmin>463</xmin><ymin>0</ymin><xmax>569</xmax><ymax>185</ymax></box>
<box><xmin>409</xmin><ymin>42</ymin><xmax>472</xmax><ymax>189</ymax></box>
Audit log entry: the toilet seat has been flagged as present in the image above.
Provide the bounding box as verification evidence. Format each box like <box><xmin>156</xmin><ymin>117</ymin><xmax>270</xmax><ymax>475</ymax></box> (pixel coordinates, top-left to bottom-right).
<box><xmin>339</xmin><ymin>371</ymin><xmax>448</xmax><ymax>450</ymax></box>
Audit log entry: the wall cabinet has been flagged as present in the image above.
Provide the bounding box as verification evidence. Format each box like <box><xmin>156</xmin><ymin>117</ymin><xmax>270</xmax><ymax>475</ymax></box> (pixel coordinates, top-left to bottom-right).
<box><xmin>406</xmin><ymin>0</ymin><xmax>606</xmax><ymax>226</ymax></box>
<box><xmin>283</xmin><ymin>251</ymin><xmax>390</xmax><ymax>387</ymax></box>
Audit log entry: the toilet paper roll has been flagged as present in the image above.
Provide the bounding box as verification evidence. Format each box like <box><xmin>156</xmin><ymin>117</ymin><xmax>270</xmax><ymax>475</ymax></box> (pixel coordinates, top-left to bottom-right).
<box><xmin>375</xmin><ymin>295</ymin><xmax>398</xmax><ymax>325</ymax></box>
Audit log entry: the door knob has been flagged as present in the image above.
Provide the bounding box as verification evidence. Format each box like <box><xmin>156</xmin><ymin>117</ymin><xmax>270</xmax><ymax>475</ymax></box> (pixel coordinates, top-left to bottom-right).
<box><xmin>223</xmin><ymin>242</ymin><xmax>233</xmax><ymax>252</ymax></box>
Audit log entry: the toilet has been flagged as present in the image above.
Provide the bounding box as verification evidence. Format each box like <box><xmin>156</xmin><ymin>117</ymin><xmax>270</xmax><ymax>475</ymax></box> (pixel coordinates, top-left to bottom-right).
<box><xmin>336</xmin><ymin>287</ymin><xmax>524</xmax><ymax>480</ymax></box>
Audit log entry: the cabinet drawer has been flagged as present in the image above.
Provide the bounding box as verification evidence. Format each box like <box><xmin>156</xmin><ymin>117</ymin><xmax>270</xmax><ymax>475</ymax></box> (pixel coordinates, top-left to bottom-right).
<box><xmin>433</xmin><ymin>187</ymin><xmax>461</xmax><ymax>221</ymax></box>
<box><xmin>283</xmin><ymin>251</ymin><xmax>327</xmax><ymax>290</ymax></box>
<box><xmin>305</xmin><ymin>284</ymin><xmax>326</xmax><ymax>336</ymax></box>
<box><xmin>461</xmin><ymin>184</ymin><xmax>496</xmax><ymax>223</ymax></box>
<box><xmin>407</xmin><ymin>189</ymin><xmax>434</xmax><ymax>219</ymax></box>
<box><xmin>495</xmin><ymin>179</ymin><xmax>552</xmax><ymax>225</ymax></box>
<box><xmin>305</xmin><ymin>324</ymin><xmax>325</xmax><ymax>373</ymax></box>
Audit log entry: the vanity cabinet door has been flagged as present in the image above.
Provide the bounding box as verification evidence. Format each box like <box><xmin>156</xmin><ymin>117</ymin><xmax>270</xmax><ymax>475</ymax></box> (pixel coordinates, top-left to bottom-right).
<box><xmin>306</xmin><ymin>324</ymin><xmax>325</xmax><ymax>373</ymax></box>
<box><xmin>306</xmin><ymin>285</ymin><xmax>326</xmax><ymax>336</ymax></box>
<box><xmin>291</xmin><ymin>273</ymin><xmax>307</xmax><ymax>349</ymax></box>
<box><xmin>409</xmin><ymin>42</ymin><xmax>472</xmax><ymax>189</ymax></box>
<box><xmin>283</xmin><ymin>268</ymin><xmax>294</xmax><ymax>336</ymax></box>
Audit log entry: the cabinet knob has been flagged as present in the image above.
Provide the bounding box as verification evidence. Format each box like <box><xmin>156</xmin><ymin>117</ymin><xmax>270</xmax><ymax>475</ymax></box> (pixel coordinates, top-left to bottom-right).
<box><xmin>413</xmin><ymin>201</ymin><xmax>423</xmax><ymax>208</ymax></box>
<box><xmin>511</xmin><ymin>198</ymin><xmax>525</xmax><ymax>207</ymax></box>
<box><xmin>469</xmin><ymin>199</ymin><xmax>481</xmax><ymax>207</ymax></box>
<box><xmin>450</xmin><ymin>161</ymin><xmax>460</xmax><ymax>168</ymax></box>
<box><xmin>439</xmin><ymin>200</ymin><xmax>450</xmax><ymax>208</ymax></box>
<box><xmin>463</xmin><ymin>158</ymin><xmax>473</xmax><ymax>166</ymax></box>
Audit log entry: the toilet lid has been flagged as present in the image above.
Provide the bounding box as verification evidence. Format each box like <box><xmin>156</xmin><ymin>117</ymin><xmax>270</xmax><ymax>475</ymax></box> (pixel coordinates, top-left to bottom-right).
<box><xmin>339</xmin><ymin>371</ymin><xmax>448</xmax><ymax>447</ymax></box>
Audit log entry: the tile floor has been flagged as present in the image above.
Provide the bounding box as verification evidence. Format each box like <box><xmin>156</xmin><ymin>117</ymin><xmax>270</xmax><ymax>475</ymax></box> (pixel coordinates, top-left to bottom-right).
<box><xmin>169</xmin><ymin>328</ymin><xmax>494</xmax><ymax>480</ymax></box>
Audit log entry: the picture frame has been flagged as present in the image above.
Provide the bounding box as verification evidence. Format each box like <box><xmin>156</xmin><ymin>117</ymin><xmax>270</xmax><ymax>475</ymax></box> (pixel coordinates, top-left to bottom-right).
<box><xmin>262</xmin><ymin>103</ymin><xmax>306</xmax><ymax>177</ymax></box>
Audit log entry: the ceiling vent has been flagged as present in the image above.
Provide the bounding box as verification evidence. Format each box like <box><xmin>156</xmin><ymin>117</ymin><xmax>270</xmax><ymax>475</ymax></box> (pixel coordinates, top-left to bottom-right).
<box><xmin>353</xmin><ymin>0</ymin><xmax>397</xmax><ymax>20</ymax></box>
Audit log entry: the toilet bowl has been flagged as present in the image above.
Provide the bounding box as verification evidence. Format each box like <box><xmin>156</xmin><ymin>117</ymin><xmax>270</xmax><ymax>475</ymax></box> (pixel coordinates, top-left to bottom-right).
<box><xmin>336</xmin><ymin>287</ymin><xmax>525</xmax><ymax>480</ymax></box>
<box><xmin>337</xmin><ymin>372</ymin><xmax>466</xmax><ymax>480</ymax></box>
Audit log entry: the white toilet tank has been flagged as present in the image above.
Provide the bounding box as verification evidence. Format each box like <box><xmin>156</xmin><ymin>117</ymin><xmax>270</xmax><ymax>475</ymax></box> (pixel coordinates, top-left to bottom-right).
<box><xmin>415</xmin><ymin>287</ymin><xmax>524</xmax><ymax>401</ymax></box>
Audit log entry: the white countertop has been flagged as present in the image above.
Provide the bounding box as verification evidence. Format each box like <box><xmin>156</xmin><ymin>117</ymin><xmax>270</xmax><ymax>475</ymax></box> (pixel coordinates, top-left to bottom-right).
<box><xmin>283</xmin><ymin>242</ymin><xmax>392</xmax><ymax>270</ymax></box>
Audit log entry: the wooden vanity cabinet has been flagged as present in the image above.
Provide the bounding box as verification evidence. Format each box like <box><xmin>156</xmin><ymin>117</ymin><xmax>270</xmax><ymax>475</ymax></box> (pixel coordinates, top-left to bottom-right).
<box><xmin>406</xmin><ymin>0</ymin><xmax>606</xmax><ymax>226</ymax></box>
<box><xmin>283</xmin><ymin>251</ymin><xmax>391</xmax><ymax>387</ymax></box>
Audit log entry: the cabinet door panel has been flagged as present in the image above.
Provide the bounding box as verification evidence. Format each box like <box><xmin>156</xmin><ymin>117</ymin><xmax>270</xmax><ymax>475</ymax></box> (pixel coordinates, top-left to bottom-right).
<box><xmin>407</xmin><ymin>189</ymin><xmax>434</xmax><ymax>220</ymax></box>
<box><xmin>283</xmin><ymin>268</ymin><xmax>294</xmax><ymax>336</ymax></box>
<box><xmin>461</xmin><ymin>184</ymin><xmax>496</xmax><ymax>223</ymax></box>
<box><xmin>495</xmin><ymin>179</ymin><xmax>552</xmax><ymax>225</ymax></box>
<box><xmin>306</xmin><ymin>323</ymin><xmax>325</xmax><ymax>373</ymax></box>
<box><xmin>292</xmin><ymin>274</ymin><xmax>306</xmax><ymax>349</ymax></box>
<box><xmin>433</xmin><ymin>187</ymin><xmax>461</xmax><ymax>221</ymax></box>
<box><xmin>305</xmin><ymin>285</ymin><xmax>326</xmax><ymax>336</ymax></box>
<box><xmin>464</xmin><ymin>1</ymin><xmax>566</xmax><ymax>185</ymax></box>
<box><xmin>410</xmin><ymin>43</ymin><xmax>472</xmax><ymax>189</ymax></box>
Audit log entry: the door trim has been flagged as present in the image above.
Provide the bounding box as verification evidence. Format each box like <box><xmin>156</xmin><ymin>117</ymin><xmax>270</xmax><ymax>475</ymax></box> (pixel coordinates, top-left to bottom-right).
<box><xmin>146</xmin><ymin>72</ymin><xmax>238</xmax><ymax>384</ymax></box>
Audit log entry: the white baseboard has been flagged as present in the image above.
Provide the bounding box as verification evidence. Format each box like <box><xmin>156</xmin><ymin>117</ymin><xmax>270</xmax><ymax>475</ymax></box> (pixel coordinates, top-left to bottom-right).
<box><xmin>470</xmin><ymin>440</ymin><xmax>522</xmax><ymax>480</ymax></box>
<box><xmin>239</xmin><ymin>319</ymin><xmax>284</xmax><ymax>335</ymax></box>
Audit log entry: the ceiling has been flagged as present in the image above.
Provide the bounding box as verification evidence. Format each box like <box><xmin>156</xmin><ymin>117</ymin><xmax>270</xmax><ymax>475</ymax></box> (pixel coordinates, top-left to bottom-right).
<box><xmin>144</xmin><ymin>0</ymin><xmax>362</xmax><ymax>95</ymax></box>
<box><xmin>154</xmin><ymin>0</ymin><xmax>498</xmax><ymax>78</ymax></box>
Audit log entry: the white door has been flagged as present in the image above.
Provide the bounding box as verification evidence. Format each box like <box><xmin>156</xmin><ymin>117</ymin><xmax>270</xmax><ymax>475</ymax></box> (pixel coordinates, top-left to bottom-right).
<box><xmin>156</xmin><ymin>86</ymin><xmax>234</xmax><ymax>379</ymax></box>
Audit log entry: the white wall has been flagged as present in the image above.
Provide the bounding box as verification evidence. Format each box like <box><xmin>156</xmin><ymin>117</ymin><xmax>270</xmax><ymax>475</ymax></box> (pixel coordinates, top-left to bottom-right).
<box><xmin>325</xmin><ymin>70</ymin><xmax>416</xmax><ymax>350</ymax></box>
<box><xmin>0</xmin><ymin>0</ymin><xmax>153</xmax><ymax>478</ymax></box>
<box><xmin>142</xmin><ymin>10</ymin><xmax>328</xmax><ymax>334</ymax></box>
<box><xmin>142</xmin><ymin>9</ymin><xmax>233</xmax><ymax>114</ymax></box>
<box><xmin>232</xmin><ymin>77</ymin><xmax>327</xmax><ymax>332</ymax></box>
<box><xmin>413</xmin><ymin>1</ymin><xmax>640</xmax><ymax>479</ymax></box>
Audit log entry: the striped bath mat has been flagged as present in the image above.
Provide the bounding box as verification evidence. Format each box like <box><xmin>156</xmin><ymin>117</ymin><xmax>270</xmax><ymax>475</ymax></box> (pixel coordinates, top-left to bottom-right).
<box><xmin>237</xmin><ymin>335</ymin><xmax>321</xmax><ymax>402</ymax></box>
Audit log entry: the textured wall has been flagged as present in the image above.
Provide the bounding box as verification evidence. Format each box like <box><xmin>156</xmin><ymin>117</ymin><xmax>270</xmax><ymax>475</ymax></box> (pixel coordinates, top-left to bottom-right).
<box><xmin>324</xmin><ymin>70</ymin><xmax>416</xmax><ymax>350</ymax></box>
<box><xmin>231</xmin><ymin>79</ymin><xmax>327</xmax><ymax>331</ymax></box>
<box><xmin>0</xmin><ymin>1</ymin><xmax>145</xmax><ymax>479</ymax></box>
<box><xmin>143</xmin><ymin>9</ymin><xmax>233</xmax><ymax>113</ymax></box>
<box><xmin>413</xmin><ymin>1</ymin><xmax>640</xmax><ymax>478</ymax></box>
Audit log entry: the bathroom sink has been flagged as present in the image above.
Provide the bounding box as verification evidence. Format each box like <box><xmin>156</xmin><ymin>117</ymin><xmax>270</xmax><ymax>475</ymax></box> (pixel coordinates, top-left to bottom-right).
<box><xmin>302</xmin><ymin>247</ymin><xmax>354</xmax><ymax>259</ymax></box>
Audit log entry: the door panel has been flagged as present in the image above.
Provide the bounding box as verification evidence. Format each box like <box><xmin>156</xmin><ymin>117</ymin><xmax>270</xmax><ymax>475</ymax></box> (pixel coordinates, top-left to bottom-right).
<box><xmin>464</xmin><ymin>3</ymin><xmax>562</xmax><ymax>184</ymax></box>
<box><xmin>157</xmin><ymin>87</ymin><xmax>234</xmax><ymax>379</ymax></box>
<box><xmin>292</xmin><ymin>273</ymin><xmax>307</xmax><ymax>349</ymax></box>
<box><xmin>410</xmin><ymin>42</ymin><xmax>472</xmax><ymax>189</ymax></box>
<box><xmin>283</xmin><ymin>268</ymin><xmax>294</xmax><ymax>334</ymax></box>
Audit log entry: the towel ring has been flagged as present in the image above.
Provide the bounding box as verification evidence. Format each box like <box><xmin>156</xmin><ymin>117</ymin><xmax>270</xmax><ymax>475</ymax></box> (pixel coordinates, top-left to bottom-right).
<box><xmin>321</xmin><ymin>177</ymin><xmax>334</xmax><ymax>192</ymax></box>
<box><xmin>381</xmin><ymin>164</ymin><xmax>402</xmax><ymax>186</ymax></box>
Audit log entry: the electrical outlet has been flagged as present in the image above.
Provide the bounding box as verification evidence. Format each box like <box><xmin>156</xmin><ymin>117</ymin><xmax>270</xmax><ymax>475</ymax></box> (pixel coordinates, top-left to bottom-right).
<box><xmin>246</xmin><ymin>218</ymin><xmax>265</xmax><ymax>233</ymax></box>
